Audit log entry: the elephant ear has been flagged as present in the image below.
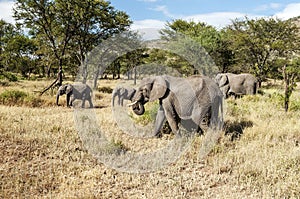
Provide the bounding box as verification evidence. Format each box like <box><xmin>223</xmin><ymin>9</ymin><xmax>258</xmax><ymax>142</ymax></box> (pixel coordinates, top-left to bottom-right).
<box><xmin>149</xmin><ymin>76</ymin><xmax>167</xmax><ymax>102</ymax></box>
<box><xmin>58</xmin><ymin>85</ymin><xmax>64</xmax><ymax>92</ymax></box>
<box><xmin>65</xmin><ymin>84</ymin><xmax>73</xmax><ymax>94</ymax></box>
<box><xmin>219</xmin><ymin>75</ymin><xmax>229</xmax><ymax>87</ymax></box>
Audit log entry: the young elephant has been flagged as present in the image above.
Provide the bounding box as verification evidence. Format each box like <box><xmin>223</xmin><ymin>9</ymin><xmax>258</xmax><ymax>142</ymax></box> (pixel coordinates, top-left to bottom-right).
<box><xmin>128</xmin><ymin>75</ymin><xmax>223</xmax><ymax>137</ymax></box>
<box><xmin>112</xmin><ymin>86</ymin><xmax>136</xmax><ymax>106</ymax></box>
<box><xmin>56</xmin><ymin>84</ymin><xmax>93</xmax><ymax>108</ymax></box>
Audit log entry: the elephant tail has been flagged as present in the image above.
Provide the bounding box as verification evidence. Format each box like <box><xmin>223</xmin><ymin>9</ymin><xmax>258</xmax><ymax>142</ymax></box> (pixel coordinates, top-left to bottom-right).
<box><xmin>209</xmin><ymin>95</ymin><xmax>224</xmax><ymax>132</ymax></box>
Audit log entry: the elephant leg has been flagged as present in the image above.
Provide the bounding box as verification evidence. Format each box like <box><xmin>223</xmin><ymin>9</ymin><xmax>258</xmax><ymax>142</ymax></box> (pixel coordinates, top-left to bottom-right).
<box><xmin>220</xmin><ymin>85</ymin><xmax>230</xmax><ymax>98</ymax></box>
<box><xmin>81</xmin><ymin>98</ymin><xmax>86</xmax><ymax>108</ymax></box>
<box><xmin>88</xmin><ymin>98</ymin><xmax>93</xmax><ymax>108</ymax></box>
<box><xmin>120</xmin><ymin>97</ymin><xmax>124</xmax><ymax>106</ymax></box>
<box><xmin>66</xmin><ymin>94</ymin><xmax>71</xmax><ymax>107</ymax></box>
<box><xmin>153</xmin><ymin>105</ymin><xmax>166</xmax><ymax>137</ymax></box>
<box><xmin>163</xmin><ymin>103</ymin><xmax>180</xmax><ymax>137</ymax></box>
<box><xmin>70</xmin><ymin>96</ymin><xmax>76</xmax><ymax>107</ymax></box>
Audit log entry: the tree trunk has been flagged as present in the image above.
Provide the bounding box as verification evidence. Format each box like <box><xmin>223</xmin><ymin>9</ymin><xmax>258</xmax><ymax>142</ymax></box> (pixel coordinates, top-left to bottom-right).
<box><xmin>58</xmin><ymin>66</ymin><xmax>63</xmax><ymax>87</ymax></box>
<box><xmin>283</xmin><ymin>64</ymin><xmax>289</xmax><ymax>112</ymax></box>
<box><xmin>134</xmin><ymin>66</ymin><xmax>137</xmax><ymax>85</ymax></box>
<box><xmin>93</xmin><ymin>69</ymin><xmax>100</xmax><ymax>89</ymax></box>
<box><xmin>40</xmin><ymin>67</ymin><xmax>63</xmax><ymax>95</ymax></box>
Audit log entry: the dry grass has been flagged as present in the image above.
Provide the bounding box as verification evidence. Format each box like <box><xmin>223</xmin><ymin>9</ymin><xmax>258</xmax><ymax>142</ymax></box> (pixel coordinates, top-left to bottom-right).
<box><xmin>0</xmin><ymin>79</ymin><xmax>299</xmax><ymax>198</ymax></box>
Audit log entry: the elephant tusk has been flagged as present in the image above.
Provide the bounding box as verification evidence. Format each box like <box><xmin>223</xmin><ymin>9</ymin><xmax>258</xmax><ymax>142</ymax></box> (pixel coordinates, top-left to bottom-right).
<box><xmin>127</xmin><ymin>101</ymin><xmax>138</xmax><ymax>107</ymax></box>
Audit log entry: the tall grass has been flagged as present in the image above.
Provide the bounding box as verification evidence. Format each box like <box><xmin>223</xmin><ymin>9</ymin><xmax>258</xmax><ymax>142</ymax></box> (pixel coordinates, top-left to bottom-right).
<box><xmin>0</xmin><ymin>79</ymin><xmax>299</xmax><ymax>198</ymax></box>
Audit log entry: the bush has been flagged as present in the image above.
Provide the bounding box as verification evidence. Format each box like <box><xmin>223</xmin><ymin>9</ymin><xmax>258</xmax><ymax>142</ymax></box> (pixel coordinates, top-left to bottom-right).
<box><xmin>290</xmin><ymin>99</ymin><xmax>300</xmax><ymax>111</ymax></box>
<box><xmin>132</xmin><ymin>102</ymin><xmax>159</xmax><ymax>126</ymax></box>
<box><xmin>269</xmin><ymin>92</ymin><xmax>285</xmax><ymax>107</ymax></box>
<box><xmin>98</xmin><ymin>86</ymin><xmax>113</xmax><ymax>93</ymax></box>
<box><xmin>0</xmin><ymin>90</ymin><xmax>28</xmax><ymax>105</ymax></box>
<box><xmin>0</xmin><ymin>90</ymin><xmax>45</xmax><ymax>107</ymax></box>
<box><xmin>0</xmin><ymin>71</ymin><xmax>18</xmax><ymax>82</ymax></box>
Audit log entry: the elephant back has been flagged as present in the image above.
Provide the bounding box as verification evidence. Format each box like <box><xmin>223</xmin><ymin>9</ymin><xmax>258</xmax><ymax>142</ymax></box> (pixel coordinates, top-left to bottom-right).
<box><xmin>72</xmin><ymin>84</ymin><xmax>91</xmax><ymax>97</ymax></box>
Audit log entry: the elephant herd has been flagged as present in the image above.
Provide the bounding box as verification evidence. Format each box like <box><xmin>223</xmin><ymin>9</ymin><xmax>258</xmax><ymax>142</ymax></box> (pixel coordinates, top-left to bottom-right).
<box><xmin>56</xmin><ymin>73</ymin><xmax>257</xmax><ymax>136</ymax></box>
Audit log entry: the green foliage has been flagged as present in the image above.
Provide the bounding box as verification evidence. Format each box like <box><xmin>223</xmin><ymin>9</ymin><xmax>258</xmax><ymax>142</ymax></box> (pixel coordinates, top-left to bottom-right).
<box><xmin>83</xmin><ymin>31</ymin><xmax>143</xmax><ymax>87</ymax></box>
<box><xmin>0</xmin><ymin>20</ymin><xmax>39</xmax><ymax>77</ymax></box>
<box><xmin>13</xmin><ymin>0</ymin><xmax>131</xmax><ymax>78</ymax></box>
<box><xmin>100</xmin><ymin>138</ymin><xmax>128</xmax><ymax>155</ymax></box>
<box><xmin>98</xmin><ymin>86</ymin><xmax>113</xmax><ymax>94</ymax></box>
<box><xmin>0</xmin><ymin>71</ymin><xmax>18</xmax><ymax>82</ymax></box>
<box><xmin>0</xmin><ymin>90</ymin><xmax>28</xmax><ymax>104</ymax></box>
<box><xmin>0</xmin><ymin>90</ymin><xmax>44</xmax><ymax>107</ymax></box>
<box><xmin>226</xmin><ymin>17</ymin><xmax>299</xmax><ymax>81</ymax></box>
<box><xmin>290</xmin><ymin>99</ymin><xmax>300</xmax><ymax>111</ymax></box>
<box><xmin>160</xmin><ymin>19</ymin><xmax>234</xmax><ymax>74</ymax></box>
<box><xmin>226</xmin><ymin>99</ymin><xmax>250</xmax><ymax>117</ymax></box>
<box><xmin>269</xmin><ymin>92</ymin><xmax>285</xmax><ymax>106</ymax></box>
<box><xmin>132</xmin><ymin>102</ymin><xmax>159</xmax><ymax>126</ymax></box>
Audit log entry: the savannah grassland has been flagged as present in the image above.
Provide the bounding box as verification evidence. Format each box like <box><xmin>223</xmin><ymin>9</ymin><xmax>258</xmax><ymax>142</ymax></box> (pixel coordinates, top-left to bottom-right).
<box><xmin>0</xmin><ymin>78</ymin><xmax>299</xmax><ymax>199</ymax></box>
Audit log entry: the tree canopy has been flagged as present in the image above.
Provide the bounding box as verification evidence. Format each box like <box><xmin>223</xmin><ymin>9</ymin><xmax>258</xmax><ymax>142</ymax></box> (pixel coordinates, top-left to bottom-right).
<box><xmin>12</xmin><ymin>0</ymin><xmax>131</xmax><ymax>83</ymax></box>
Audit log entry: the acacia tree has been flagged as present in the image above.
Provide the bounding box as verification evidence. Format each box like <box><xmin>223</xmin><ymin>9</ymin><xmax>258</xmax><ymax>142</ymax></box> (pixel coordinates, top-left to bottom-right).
<box><xmin>282</xmin><ymin>58</ymin><xmax>300</xmax><ymax>112</ymax></box>
<box><xmin>227</xmin><ymin>17</ymin><xmax>299</xmax><ymax>86</ymax></box>
<box><xmin>0</xmin><ymin>19</ymin><xmax>37</xmax><ymax>78</ymax></box>
<box><xmin>14</xmin><ymin>0</ymin><xmax>131</xmax><ymax>92</ymax></box>
<box><xmin>0</xmin><ymin>20</ymin><xmax>16</xmax><ymax>73</ymax></box>
<box><xmin>160</xmin><ymin>19</ymin><xmax>233</xmax><ymax>73</ymax></box>
<box><xmin>67</xmin><ymin>0</ymin><xmax>131</xmax><ymax>83</ymax></box>
<box><xmin>83</xmin><ymin>31</ymin><xmax>143</xmax><ymax>88</ymax></box>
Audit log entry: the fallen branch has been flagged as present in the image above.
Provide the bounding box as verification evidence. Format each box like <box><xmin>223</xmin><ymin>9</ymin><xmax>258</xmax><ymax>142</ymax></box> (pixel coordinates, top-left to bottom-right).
<box><xmin>40</xmin><ymin>68</ymin><xmax>63</xmax><ymax>96</ymax></box>
<box><xmin>40</xmin><ymin>78</ymin><xmax>58</xmax><ymax>96</ymax></box>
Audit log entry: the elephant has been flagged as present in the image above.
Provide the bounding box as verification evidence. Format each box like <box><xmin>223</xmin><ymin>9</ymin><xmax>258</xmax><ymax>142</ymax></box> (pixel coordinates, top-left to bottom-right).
<box><xmin>112</xmin><ymin>86</ymin><xmax>136</xmax><ymax>106</ymax></box>
<box><xmin>56</xmin><ymin>84</ymin><xmax>93</xmax><ymax>108</ymax></box>
<box><xmin>128</xmin><ymin>75</ymin><xmax>223</xmax><ymax>137</ymax></box>
<box><xmin>215</xmin><ymin>73</ymin><xmax>257</xmax><ymax>98</ymax></box>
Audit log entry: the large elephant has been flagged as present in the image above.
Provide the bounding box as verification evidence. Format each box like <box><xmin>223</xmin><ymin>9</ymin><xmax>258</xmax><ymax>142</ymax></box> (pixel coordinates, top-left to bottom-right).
<box><xmin>56</xmin><ymin>84</ymin><xmax>93</xmax><ymax>108</ymax></box>
<box><xmin>112</xmin><ymin>86</ymin><xmax>136</xmax><ymax>106</ymax></box>
<box><xmin>215</xmin><ymin>73</ymin><xmax>257</xmax><ymax>98</ymax></box>
<box><xmin>128</xmin><ymin>75</ymin><xmax>223</xmax><ymax>137</ymax></box>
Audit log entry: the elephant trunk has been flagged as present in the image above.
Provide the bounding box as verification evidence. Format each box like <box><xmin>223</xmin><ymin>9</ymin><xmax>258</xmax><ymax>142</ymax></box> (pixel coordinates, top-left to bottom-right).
<box><xmin>112</xmin><ymin>91</ymin><xmax>117</xmax><ymax>106</ymax></box>
<box><xmin>128</xmin><ymin>101</ymin><xmax>145</xmax><ymax>115</ymax></box>
<box><xmin>132</xmin><ymin>102</ymin><xmax>145</xmax><ymax>115</ymax></box>
<box><xmin>56</xmin><ymin>93</ymin><xmax>60</xmax><ymax>106</ymax></box>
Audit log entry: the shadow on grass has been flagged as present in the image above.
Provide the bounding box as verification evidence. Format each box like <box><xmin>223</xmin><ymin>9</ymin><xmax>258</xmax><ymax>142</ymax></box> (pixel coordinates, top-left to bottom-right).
<box><xmin>93</xmin><ymin>105</ymin><xmax>108</xmax><ymax>109</ymax></box>
<box><xmin>224</xmin><ymin>119</ymin><xmax>254</xmax><ymax>141</ymax></box>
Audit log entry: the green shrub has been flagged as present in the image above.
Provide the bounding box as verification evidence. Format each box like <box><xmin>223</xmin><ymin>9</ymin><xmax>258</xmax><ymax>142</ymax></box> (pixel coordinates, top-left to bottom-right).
<box><xmin>290</xmin><ymin>99</ymin><xmax>300</xmax><ymax>111</ymax></box>
<box><xmin>98</xmin><ymin>86</ymin><xmax>113</xmax><ymax>93</ymax></box>
<box><xmin>0</xmin><ymin>90</ymin><xmax>45</xmax><ymax>107</ymax></box>
<box><xmin>132</xmin><ymin>102</ymin><xmax>159</xmax><ymax>126</ymax></box>
<box><xmin>0</xmin><ymin>90</ymin><xmax>28</xmax><ymax>105</ymax></box>
<box><xmin>269</xmin><ymin>92</ymin><xmax>285</xmax><ymax>106</ymax></box>
<box><xmin>0</xmin><ymin>72</ymin><xmax>18</xmax><ymax>82</ymax></box>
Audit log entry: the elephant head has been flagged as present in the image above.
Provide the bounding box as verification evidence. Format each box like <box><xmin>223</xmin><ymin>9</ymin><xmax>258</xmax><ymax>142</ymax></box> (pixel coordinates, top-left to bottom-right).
<box><xmin>128</xmin><ymin>76</ymin><xmax>167</xmax><ymax>115</ymax></box>
<box><xmin>215</xmin><ymin>73</ymin><xmax>229</xmax><ymax>87</ymax></box>
<box><xmin>56</xmin><ymin>84</ymin><xmax>73</xmax><ymax>106</ymax></box>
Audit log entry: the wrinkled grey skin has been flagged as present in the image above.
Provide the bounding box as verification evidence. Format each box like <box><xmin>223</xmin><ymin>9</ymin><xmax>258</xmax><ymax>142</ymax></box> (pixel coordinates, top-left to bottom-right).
<box><xmin>112</xmin><ymin>87</ymin><xmax>136</xmax><ymax>106</ymax></box>
<box><xmin>130</xmin><ymin>75</ymin><xmax>223</xmax><ymax>137</ymax></box>
<box><xmin>56</xmin><ymin>84</ymin><xmax>93</xmax><ymax>108</ymax></box>
<box><xmin>215</xmin><ymin>73</ymin><xmax>257</xmax><ymax>98</ymax></box>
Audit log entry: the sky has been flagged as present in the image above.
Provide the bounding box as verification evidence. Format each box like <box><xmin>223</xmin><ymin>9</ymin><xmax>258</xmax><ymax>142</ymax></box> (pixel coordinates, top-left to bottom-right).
<box><xmin>1</xmin><ymin>0</ymin><xmax>300</xmax><ymax>40</ymax></box>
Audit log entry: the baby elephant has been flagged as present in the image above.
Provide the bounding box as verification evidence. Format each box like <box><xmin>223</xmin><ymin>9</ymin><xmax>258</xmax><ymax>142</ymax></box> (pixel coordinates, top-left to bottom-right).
<box><xmin>112</xmin><ymin>86</ymin><xmax>136</xmax><ymax>106</ymax></box>
<box><xmin>56</xmin><ymin>84</ymin><xmax>93</xmax><ymax>108</ymax></box>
